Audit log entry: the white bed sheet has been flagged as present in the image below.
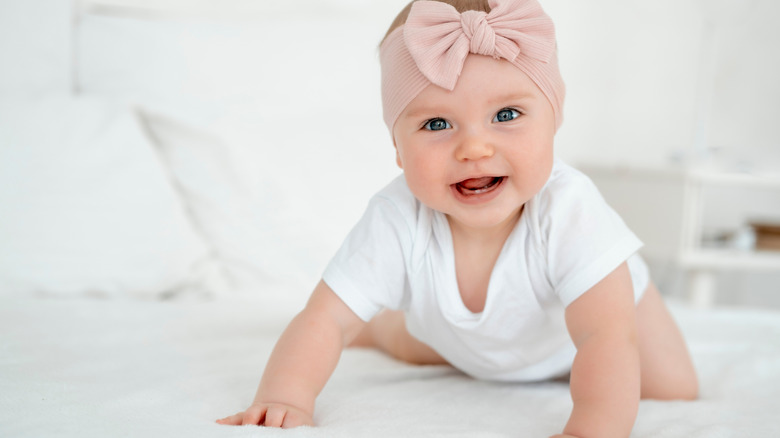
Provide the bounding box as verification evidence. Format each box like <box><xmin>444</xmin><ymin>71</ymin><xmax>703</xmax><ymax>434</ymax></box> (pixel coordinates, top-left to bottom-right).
<box><xmin>2</xmin><ymin>295</ymin><xmax>779</xmax><ymax>437</ymax></box>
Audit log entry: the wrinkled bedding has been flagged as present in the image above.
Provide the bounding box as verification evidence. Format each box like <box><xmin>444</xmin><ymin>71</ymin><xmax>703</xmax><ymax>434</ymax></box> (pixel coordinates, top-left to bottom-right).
<box><xmin>2</xmin><ymin>296</ymin><xmax>779</xmax><ymax>437</ymax></box>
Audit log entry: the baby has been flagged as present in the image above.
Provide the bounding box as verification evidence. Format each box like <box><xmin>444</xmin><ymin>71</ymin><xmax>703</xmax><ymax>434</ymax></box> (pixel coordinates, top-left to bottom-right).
<box><xmin>217</xmin><ymin>0</ymin><xmax>698</xmax><ymax>436</ymax></box>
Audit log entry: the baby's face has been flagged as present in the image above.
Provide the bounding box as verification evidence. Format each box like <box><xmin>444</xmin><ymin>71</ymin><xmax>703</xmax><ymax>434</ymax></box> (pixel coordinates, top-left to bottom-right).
<box><xmin>392</xmin><ymin>54</ymin><xmax>555</xmax><ymax>233</ymax></box>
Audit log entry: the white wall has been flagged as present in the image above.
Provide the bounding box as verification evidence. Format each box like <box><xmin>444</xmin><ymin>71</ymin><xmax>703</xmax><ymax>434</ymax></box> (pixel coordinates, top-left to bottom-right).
<box><xmin>2</xmin><ymin>0</ymin><xmax>778</xmax><ymax>307</ymax></box>
<box><xmin>547</xmin><ymin>0</ymin><xmax>780</xmax><ymax>172</ymax></box>
<box><xmin>546</xmin><ymin>0</ymin><xmax>780</xmax><ymax>307</ymax></box>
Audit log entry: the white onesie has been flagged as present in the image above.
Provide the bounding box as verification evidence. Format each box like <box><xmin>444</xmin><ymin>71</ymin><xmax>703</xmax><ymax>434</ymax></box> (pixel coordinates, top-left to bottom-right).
<box><xmin>323</xmin><ymin>159</ymin><xmax>649</xmax><ymax>382</ymax></box>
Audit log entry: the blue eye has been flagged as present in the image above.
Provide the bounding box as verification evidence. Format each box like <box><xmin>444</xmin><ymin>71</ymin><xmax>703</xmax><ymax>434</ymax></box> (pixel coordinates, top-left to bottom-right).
<box><xmin>424</xmin><ymin>118</ymin><xmax>451</xmax><ymax>131</ymax></box>
<box><xmin>493</xmin><ymin>108</ymin><xmax>520</xmax><ymax>123</ymax></box>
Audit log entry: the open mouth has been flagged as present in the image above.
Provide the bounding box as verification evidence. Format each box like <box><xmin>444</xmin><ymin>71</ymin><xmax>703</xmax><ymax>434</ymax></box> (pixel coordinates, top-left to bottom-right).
<box><xmin>453</xmin><ymin>176</ymin><xmax>505</xmax><ymax>196</ymax></box>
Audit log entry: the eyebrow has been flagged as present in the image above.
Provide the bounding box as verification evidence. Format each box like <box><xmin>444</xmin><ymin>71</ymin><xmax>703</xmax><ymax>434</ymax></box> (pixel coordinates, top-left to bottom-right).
<box><xmin>487</xmin><ymin>92</ymin><xmax>536</xmax><ymax>106</ymax></box>
<box><xmin>401</xmin><ymin>106</ymin><xmax>445</xmax><ymax>120</ymax></box>
<box><xmin>400</xmin><ymin>91</ymin><xmax>539</xmax><ymax>121</ymax></box>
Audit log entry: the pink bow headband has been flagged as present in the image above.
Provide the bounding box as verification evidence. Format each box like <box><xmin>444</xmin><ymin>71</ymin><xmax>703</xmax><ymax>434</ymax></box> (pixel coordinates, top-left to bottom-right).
<box><xmin>380</xmin><ymin>0</ymin><xmax>565</xmax><ymax>133</ymax></box>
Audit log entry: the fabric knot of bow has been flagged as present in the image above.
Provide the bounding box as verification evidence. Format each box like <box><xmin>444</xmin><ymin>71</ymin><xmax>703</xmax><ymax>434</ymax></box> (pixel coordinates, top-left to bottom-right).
<box><xmin>403</xmin><ymin>0</ymin><xmax>557</xmax><ymax>90</ymax></box>
<box><xmin>460</xmin><ymin>10</ymin><xmax>496</xmax><ymax>56</ymax></box>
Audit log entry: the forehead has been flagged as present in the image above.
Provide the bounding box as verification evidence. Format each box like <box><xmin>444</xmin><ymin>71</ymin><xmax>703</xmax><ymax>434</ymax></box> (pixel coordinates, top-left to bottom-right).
<box><xmin>409</xmin><ymin>54</ymin><xmax>546</xmax><ymax>108</ymax></box>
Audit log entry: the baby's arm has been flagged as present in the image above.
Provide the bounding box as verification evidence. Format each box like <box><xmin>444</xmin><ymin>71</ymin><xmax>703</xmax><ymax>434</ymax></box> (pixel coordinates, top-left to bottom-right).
<box><xmin>556</xmin><ymin>262</ymin><xmax>640</xmax><ymax>438</ymax></box>
<box><xmin>217</xmin><ymin>280</ymin><xmax>365</xmax><ymax>428</ymax></box>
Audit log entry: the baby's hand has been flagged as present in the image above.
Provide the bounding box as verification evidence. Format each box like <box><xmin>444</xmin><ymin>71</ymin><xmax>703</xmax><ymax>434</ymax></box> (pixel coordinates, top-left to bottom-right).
<box><xmin>216</xmin><ymin>402</ymin><xmax>314</xmax><ymax>428</ymax></box>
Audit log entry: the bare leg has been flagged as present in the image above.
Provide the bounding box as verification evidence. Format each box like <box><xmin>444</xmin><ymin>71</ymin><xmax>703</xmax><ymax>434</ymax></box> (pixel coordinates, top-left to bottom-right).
<box><xmin>635</xmin><ymin>282</ymin><xmax>698</xmax><ymax>400</ymax></box>
<box><xmin>352</xmin><ymin>283</ymin><xmax>698</xmax><ymax>399</ymax></box>
<box><xmin>349</xmin><ymin>310</ymin><xmax>448</xmax><ymax>365</ymax></box>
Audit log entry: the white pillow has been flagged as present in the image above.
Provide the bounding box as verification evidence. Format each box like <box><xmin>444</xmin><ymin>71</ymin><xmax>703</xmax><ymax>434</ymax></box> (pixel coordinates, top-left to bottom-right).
<box><xmin>76</xmin><ymin>10</ymin><xmax>404</xmax><ymax>307</ymax></box>
<box><xmin>75</xmin><ymin>4</ymin><xmax>406</xmax><ymax>126</ymax></box>
<box><xmin>0</xmin><ymin>0</ymin><xmax>71</xmax><ymax>97</ymax></box>
<box><xmin>137</xmin><ymin>109</ymin><xmax>330</xmax><ymax>310</ymax></box>
<box><xmin>0</xmin><ymin>95</ymin><xmax>209</xmax><ymax>299</ymax></box>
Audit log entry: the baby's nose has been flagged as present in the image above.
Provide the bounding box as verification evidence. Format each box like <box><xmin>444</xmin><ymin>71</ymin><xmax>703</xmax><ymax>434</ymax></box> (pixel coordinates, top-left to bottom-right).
<box><xmin>454</xmin><ymin>134</ymin><xmax>495</xmax><ymax>162</ymax></box>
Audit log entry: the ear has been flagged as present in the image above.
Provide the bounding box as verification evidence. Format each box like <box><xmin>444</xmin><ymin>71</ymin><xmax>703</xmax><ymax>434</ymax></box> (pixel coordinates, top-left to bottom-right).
<box><xmin>393</xmin><ymin>139</ymin><xmax>403</xmax><ymax>169</ymax></box>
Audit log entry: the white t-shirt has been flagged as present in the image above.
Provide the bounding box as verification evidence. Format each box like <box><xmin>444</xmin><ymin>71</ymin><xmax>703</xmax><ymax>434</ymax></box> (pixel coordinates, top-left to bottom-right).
<box><xmin>323</xmin><ymin>160</ymin><xmax>649</xmax><ymax>382</ymax></box>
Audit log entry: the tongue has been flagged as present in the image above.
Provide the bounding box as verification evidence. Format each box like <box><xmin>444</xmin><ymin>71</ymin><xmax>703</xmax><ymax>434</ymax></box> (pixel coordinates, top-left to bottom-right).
<box><xmin>460</xmin><ymin>177</ymin><xmax>495</xmax><ymax>190</ymax></box>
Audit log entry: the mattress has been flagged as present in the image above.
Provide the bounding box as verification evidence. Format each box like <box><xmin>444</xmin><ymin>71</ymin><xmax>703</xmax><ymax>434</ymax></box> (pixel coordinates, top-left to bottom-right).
<box><xmin>2</xmin><ymin>296</ymin><xmax>779</xmax><ymax>437</ymax></box>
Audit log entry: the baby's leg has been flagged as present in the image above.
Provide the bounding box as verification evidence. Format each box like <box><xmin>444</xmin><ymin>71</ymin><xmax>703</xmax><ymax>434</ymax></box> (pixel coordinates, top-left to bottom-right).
<box><xmin>349</xmin><ymin>310</ymin><xmax>448</xmax><ymax>365</ymax></box>
<box><xmin>636</xmin><ymin>282</ymin><xmax>698</xmax><ymax>400</ymax></box>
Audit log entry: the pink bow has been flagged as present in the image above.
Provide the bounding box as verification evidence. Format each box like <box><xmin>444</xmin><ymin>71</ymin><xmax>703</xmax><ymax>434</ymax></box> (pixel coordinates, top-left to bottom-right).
<box><xmin>403</xmin><ymin>0</ymin><xmax>556</xmax><ymax>90</ymax></box>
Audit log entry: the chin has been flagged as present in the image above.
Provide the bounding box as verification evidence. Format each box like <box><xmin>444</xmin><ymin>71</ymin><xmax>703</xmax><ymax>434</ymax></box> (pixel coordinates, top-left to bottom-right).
<box><xmin>446</xmin><ymin>206</ymin><xmax>523</xmax><ymax>231</ymax></box>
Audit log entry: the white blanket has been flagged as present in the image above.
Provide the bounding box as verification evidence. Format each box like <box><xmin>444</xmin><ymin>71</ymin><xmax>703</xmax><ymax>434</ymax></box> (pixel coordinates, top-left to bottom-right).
<box><xmin>2</xmin><ymin>296</ymin><xmax>779</xmax><ymax>437</ymax></box>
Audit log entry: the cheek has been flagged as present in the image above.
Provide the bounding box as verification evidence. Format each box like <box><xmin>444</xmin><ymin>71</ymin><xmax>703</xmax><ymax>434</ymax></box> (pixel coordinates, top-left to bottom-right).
<box><xmin>398</xmin><ymin>147</ymin><xmax>444</xmax><ymax>198</ymax></box>
<box><xmin>527</xmin><ymin>137</ymin><xmax>554</xmax><ymax>187</ymax></box>
<box><xmin>507</xmin><ymin>132</ymin><xmax>554</xmax><ymax>183</ymax></box>
<box><xmin>403</xmin><ymin>155</ymin><xmax>435</xmax><ymax>186</ymax></box>
<box><xmin>398</xmin><ymin>142</ymin><xmax>431</xmax><ymax>175</ymax></box>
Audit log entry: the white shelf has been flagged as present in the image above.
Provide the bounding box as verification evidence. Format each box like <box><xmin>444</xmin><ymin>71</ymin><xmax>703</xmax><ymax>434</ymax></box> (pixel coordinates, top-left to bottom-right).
<box><xmin>688</xmin><ymin>169</ymin><xmax>780</xmax><ymax>188</ymax></box>
<box><xmin>679</xmin><ymin>249</ymin><xmax>780</xmax><ymax>271</ymax></box>
<box><xmin>580</xmin><ymin>163</ymin><xmax>780</xmax><ymax>307</ymax></box>
<box><xmin>582</xmin><ymin>164</ymin><xmax>780</xmax><ymax>188</ymax></box>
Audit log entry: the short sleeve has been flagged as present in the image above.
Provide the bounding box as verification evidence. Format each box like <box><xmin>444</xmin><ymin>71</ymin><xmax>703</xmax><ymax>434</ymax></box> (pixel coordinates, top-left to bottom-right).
<box><xmin>322</xmin><ymin>194</ymin><xmax>413</xmax><ymax>322</ymax></box>
<box><xmin>540</xmin><ymin>167</ymin><xmax>644</xmax><ymax>307</ymax></box>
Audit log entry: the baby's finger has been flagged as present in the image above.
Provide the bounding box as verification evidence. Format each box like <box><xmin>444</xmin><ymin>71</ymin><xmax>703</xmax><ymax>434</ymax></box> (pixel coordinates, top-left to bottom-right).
<box><xmin>216</xmin><ymin>413</ymin><xmax>243</xmax><ymax>425</ymax></box>
<box><xmin>241</xmin><ymin>406</ymin><xmax>266</xmax><ymax>426</ymax></box>
<box><xmin>262</xmin><ymin>406</ymin><xmax>287</xmax><ymax>428</ymax></box>
<box><xmin>281</xmin><ymin>411</ymin><xmax>312</xmax><ymax>428</ymax></box>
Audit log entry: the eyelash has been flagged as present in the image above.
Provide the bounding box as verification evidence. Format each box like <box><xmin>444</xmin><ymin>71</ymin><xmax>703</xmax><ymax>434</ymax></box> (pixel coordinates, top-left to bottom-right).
<box><xmin>421</xmin><ymin>108</ymin><xmax>522</xmax><ymax>131</ymax></box>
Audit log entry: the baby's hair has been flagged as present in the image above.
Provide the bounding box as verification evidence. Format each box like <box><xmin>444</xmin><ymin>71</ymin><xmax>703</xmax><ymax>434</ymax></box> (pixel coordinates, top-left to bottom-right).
<box><xmin>381</xmin><ymin>0</ymin><xmax>491</xmax><ymax>45</ymax></box>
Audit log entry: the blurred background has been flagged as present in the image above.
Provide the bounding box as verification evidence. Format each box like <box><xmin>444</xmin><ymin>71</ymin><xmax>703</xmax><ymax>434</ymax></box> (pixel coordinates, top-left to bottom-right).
<box><xmin>1</xmin><ymin>0</ymin><xmax>778</xmax><ymax>314</ymax></box>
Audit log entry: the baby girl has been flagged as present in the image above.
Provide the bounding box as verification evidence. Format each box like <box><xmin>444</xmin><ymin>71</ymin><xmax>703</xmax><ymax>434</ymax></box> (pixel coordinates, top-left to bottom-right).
<box><xmin>217</xmin><ymin>1</ymin><xmax>698</xmax><ymax>436</ymax></box>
